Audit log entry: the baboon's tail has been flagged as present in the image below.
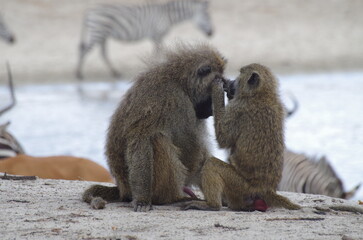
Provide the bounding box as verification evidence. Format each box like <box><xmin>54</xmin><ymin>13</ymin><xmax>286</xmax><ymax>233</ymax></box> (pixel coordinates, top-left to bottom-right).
<box><xmin>82</xmin><ymin>185</ymin><xmax>120</xmax><ymax>209</ymax></box>
<box><xmin>264</xmin><ymin>191</ymin><xmax>301</xmax><ymax>210</ymax></box>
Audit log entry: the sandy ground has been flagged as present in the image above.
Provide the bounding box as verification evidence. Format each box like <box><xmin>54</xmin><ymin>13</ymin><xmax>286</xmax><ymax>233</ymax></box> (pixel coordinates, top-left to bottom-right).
<box><xmin>0</xmin><ymin>174</ymin><xmax>362</xmax><ymax>240</ymax></box>
<box><xmin>0</xmin><ymin>0</ymin><xmax>363</xmax><ymax>83</ymax></box>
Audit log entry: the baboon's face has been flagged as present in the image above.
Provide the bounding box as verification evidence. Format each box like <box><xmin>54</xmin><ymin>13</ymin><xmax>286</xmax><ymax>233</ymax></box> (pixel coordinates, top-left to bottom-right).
<box><xmin>193</xmin><ymin>56</ymin><xmax>225</xmax><ymax>95</ymax></box>
<box><xmin>237</xmin><ymin>71</ymin><xmax>261</xmax><ymax>96</ymax></box>
<box><xmin>192</xmin><ymin>57</ymin><xmax>225</xmax><ymax>119</ymax></box>
<box><xmin>195</xmin><ymin>64</ymin><xmax>220</xmax><ymax>93</ymax></box>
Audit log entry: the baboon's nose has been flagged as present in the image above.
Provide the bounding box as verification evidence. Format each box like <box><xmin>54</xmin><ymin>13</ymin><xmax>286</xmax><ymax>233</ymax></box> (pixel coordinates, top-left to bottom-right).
<box><xmin>225</xmin><ymin>80</ymin><xmax>236</xmax><ymax>100</ymax></box>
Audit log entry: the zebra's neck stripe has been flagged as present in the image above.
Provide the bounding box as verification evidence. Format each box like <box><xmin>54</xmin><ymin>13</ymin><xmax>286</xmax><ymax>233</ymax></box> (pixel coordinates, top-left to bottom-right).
<box><xmin>0</xmin><ymin>138</ymin><xmax>19</xmax><ymax>151</ymax></box>
<box><xmin>0</xmin><ymin>149</ymin><xmax>17</xmax><ymax>159</ymax></box>
<box><xmin>0</xmin><ymin>138</ymin><xmax>11</xmax><ymax>145</ymax></box>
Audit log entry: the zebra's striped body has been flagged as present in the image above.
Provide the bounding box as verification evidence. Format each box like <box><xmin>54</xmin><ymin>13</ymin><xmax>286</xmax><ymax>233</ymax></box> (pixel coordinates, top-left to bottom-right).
<box><xmin>278</xmin><ymin>150</ymin><xmax>360</xmax><ymax>199</ymax></box>
<box><xmin>0</xmin><ymin>122</ymin><xmax>24</xmax><ymax>159</ymax></box>
<box><xmin>0</xmin><ymin>14</ymin><xmax>15</xmax><ymax>44</ymax></box>
<box><xmin>76</xmin><ymin>0</ymin><xmax>213</xmax><ymax>79</ymax></box>
<box><xmin>1</xmin><ymin>64</ymin><xmax>24</xmax><ymax>159</ymax></box>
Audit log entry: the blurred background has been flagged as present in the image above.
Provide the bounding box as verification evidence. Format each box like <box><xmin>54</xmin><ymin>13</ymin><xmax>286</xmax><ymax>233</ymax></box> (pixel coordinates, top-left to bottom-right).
<box><xmin>0</xmin><ymin>0</ymin><xmax>362</xmax><ymax>199</ymax></box>
<box><xmin>1</xmin><ymin>0</ymin><xmax>363</xmax><ymax>82</ymax></box>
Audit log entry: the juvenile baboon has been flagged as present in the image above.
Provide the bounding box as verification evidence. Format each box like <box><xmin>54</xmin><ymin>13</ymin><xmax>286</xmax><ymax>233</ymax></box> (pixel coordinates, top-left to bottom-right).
<box><xmin>183</xmin><ymin>63</ymin><xmax>301</xmax><ymax>211</ymax></box>
<box><xmin>82</xmin><ymin>43</ymin><xmax>226</xmax><ymax>211</ymax></box>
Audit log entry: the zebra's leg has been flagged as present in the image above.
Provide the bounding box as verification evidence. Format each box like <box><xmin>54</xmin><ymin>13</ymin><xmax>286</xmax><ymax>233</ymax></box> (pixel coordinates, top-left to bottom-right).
<box><xmin>76</xmin><ymin>42</ymin><xmax>89</xmax><ymax>80</ymax></box>
<box><xmin>100</xmin><ymin>41</ymin><xmax>120</xmax><ymax>79</ymax></box>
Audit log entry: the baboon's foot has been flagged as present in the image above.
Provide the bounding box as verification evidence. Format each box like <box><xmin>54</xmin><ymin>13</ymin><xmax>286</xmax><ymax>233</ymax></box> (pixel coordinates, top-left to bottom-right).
<box><xmin>133</xmin><ymin>200</ymin><xmax>153</xmax><ymax>212</ymax></box>
<box><xmin>285</xmin><ymin>203</ymin><xmax>301</xmax><ymax>210</ymax></box>
<box><xmin>266</xmin><ymin>192</ymin><xmax>301</xmax><ymax>210</ymax></box>
<box><xmin>90</xmin><ymin>197</ymin><xmax>107</xmax><ymax>210</ymax></box>
<box><xmin>181</xmin><ymin>200</ymin><xmax>220</xmax><ymax>211</ymax></box>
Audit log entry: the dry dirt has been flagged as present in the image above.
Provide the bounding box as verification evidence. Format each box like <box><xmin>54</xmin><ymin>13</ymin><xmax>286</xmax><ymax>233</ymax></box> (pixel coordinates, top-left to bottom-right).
<box><xmin>0</xmin><ymin>174</ymin><xmax>362</xmax><ymax>240</ymax></box>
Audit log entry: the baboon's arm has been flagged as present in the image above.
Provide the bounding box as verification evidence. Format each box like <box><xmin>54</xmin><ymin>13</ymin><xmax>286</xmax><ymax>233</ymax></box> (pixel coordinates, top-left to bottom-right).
<box><xmin>126</xmin><ymin>138</ymin><xmax>153</xmax><ymax>212</ymax></box>
<box><xmin>212</xmin><ymin>81</ymin><xmax>239</xmax><ymax>148</ymax></box>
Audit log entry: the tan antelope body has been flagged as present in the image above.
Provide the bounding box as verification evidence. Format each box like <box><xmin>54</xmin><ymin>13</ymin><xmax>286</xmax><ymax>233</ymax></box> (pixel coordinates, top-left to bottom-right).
<box><xmin>0</xmin><ymin>154</ymin><xmax>113</xmax><ymax>183</ymax></box>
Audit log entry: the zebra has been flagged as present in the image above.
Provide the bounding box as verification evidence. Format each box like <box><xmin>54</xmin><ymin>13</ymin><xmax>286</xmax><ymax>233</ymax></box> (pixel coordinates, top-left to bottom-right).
<box><xmin>278</xmin><ymin>149</ymin><xmax>360</xmax><ymax>199</ymax></box>
<box><xmin>0</xmin><ymin>122</ymin><xmax>24</xmax><ymax>159</ymax></box>
<box><xmin>0</xmin><ymin>64</ymin><xmax>24</xmax><ymax>159</ymax></box>
<box><xmin>76</xmin><ymin>0</ymin><xmax>213</xmax><ymax>80</ymax></box>
<box><xmin>0</xmin><ymin>13</ymin><xmax>15</xmax><ymax>44</ymax></box>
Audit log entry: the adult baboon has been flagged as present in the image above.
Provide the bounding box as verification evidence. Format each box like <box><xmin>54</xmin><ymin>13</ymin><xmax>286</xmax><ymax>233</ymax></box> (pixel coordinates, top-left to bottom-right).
<box><xmin>83</xmin><ymin>43</ymin><xmax>226</xmax><ymax>211</ymax></box>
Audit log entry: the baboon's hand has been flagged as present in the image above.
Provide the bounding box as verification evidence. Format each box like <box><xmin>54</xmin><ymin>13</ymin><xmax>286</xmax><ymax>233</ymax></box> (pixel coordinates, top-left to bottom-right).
<box><xmin>212</xmin><ymin>77</ymin><xmax>224</xmax><ymax>86</ymax></box>
<box><xmin>212</xmin><ymin>78</ymin><xmax>224</xmax><ymax>95</ymax></box>
<box><xmin>133</xmin><ymin>200</ymin><xmax>153</xmax><ymax>212</ymax></box>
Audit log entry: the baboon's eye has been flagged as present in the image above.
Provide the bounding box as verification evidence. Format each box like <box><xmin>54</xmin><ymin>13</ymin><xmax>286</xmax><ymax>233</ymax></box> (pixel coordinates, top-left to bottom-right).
<box><xmin>197</xmin><ymin>65</ymin><xmax>212</xmax><ymax>77</ymax></box>
<box><xmin>247</xmin><ymin>72</ymin><xmax>260</xmax><ymax>88</ymax></box>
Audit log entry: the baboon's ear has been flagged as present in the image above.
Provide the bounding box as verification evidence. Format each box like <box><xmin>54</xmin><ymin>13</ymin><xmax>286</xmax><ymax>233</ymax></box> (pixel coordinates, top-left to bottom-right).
<box><xmin>197</xmin><ymin>65</ymin><xmax>212</xmax><ymax>77</ymax></box>
<box><xmin>247</xmin><ymin>72</ymin><xmax>260</xmax><ymax>88</ymax></box>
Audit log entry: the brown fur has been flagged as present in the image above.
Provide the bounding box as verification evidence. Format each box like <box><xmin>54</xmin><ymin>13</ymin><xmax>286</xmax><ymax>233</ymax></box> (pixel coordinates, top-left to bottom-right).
<box><xmin>82</xmin><ymin>43</ymin><xmax>226</xmax><ymax>211</ymax></box>
<box><xmin>183</xmin><ymin>63</ymin><xmax>300</xmax><ymax>211</ymax></box>
<box><xmin>0</xmin><ymin>154</ymin><xmax>113</xmax><ymax>183</ymax></box>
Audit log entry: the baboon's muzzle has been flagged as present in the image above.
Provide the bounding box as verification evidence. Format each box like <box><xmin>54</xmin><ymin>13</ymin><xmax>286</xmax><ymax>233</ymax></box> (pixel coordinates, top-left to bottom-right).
<box><xmin>223</xmin><ymin>78</ymin><xmax>236</xmax><ymax>100</ymax></box>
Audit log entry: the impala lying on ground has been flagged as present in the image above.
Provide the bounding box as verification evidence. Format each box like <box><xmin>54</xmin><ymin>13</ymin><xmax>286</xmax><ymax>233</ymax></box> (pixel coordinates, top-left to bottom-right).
<box><xmin>0</xmin><ymin>154</ymin><xmax>113</xmax><ymax>182</ymax></box>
